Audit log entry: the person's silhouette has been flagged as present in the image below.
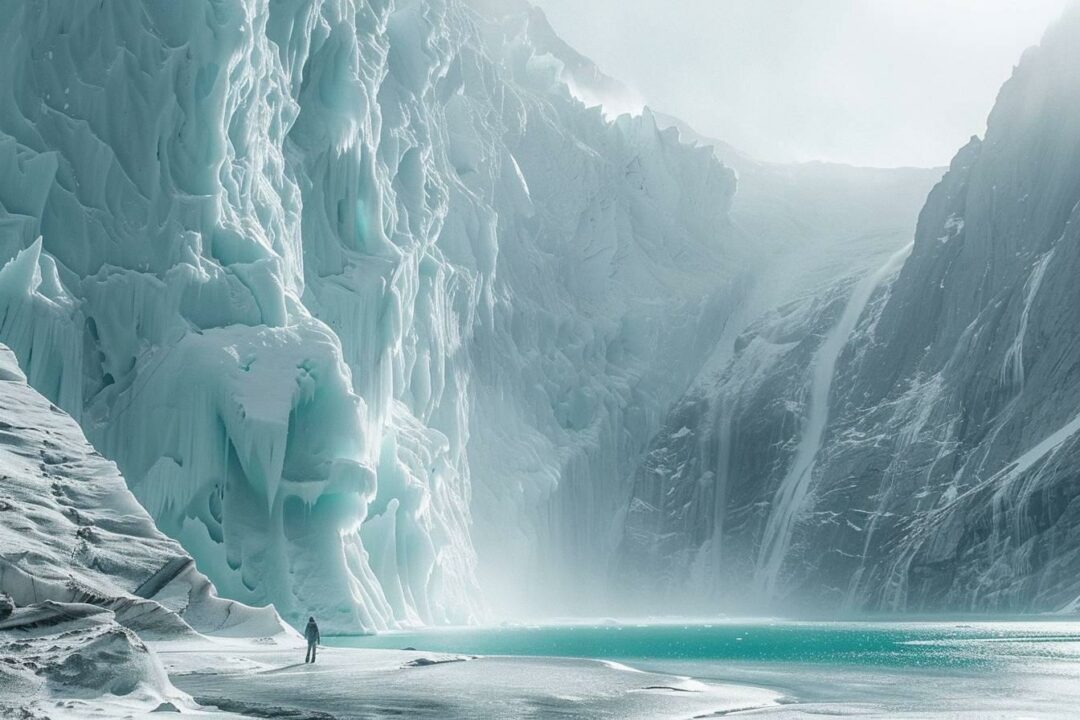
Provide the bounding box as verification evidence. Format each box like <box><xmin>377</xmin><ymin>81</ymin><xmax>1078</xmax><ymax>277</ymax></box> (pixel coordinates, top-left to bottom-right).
<box><xmin>304</xmin><ymin>616</ymin><xmax>321</xmax><ymax>663</ymax></box>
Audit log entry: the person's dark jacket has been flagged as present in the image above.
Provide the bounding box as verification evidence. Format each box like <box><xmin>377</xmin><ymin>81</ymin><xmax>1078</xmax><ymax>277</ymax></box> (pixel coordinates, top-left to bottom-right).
<box><xmin>304</xmin><ymin>618</ymin><xmax>320</xmax><ymax>645</ymax></box>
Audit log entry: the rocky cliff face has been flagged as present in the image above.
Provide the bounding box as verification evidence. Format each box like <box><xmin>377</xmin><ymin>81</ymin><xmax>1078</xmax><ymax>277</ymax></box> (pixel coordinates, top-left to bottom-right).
<box><xmin>617</xmin><ymin>6</ymin><xmax>1080</xmax><ymax>616</ymax></box>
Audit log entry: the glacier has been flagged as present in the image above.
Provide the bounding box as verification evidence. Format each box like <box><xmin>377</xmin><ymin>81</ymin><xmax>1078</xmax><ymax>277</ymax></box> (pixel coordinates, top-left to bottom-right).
<box><xmin>11</xmin><ymin>0</ymin><xmax>1080</xmax><ymax>716</ymax></box>
<box><xmin>0</xmin><ymin>0</ymin><xmax>755</xmax><ymax>629</ymax></box>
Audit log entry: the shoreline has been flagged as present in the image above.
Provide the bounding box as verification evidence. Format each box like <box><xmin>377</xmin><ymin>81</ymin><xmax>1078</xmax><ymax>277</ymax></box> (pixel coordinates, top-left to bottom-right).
<box><xmin>157</xmin><ymin>635</ymin><xmax>782</xmax><ymax>719</ymax></box>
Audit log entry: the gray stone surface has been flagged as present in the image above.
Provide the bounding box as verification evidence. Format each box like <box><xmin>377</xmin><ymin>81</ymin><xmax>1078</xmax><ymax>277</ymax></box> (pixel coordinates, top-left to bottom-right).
<box><xmin>616</xmin><ymin>6</ymin><xmax>1080</xmax><ymax>615</ymax></box>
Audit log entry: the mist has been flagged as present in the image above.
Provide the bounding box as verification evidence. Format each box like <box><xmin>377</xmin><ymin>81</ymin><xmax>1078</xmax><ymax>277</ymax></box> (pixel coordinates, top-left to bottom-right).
<box><xmin>7</xmin><ymin>1</ymin><xmax>1080</xmax><ymax>717</ymax></box>
<box><xmin>533</xmin><ymin>0</ymin><xmax>1070</xmax><ymax>167</ymax></box>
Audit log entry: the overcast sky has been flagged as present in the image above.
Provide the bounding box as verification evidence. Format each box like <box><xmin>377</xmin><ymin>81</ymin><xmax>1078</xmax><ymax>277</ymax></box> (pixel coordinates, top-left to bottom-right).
<box><xmin>532</xmin><ymin>0</ymin><xmax>1071</xmax><ymax>168</ymax></box>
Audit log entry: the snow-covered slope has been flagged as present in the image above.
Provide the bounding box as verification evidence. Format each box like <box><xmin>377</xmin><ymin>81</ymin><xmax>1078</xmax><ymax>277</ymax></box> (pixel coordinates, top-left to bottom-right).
<box><xmin>0</xmin><ymin>343</ymin><xmax>283</xmax><ymax>637</ymax></box>
<box><xmin>2</xmin><ymin>605</ymin><xmax>188</xmax><ymax>719</ymax></box>
<box><xmin>0</xmin><ymin>341</ymin><xmax>288</xmax><ymax>717</ymax></box>
<box><xmin>617</xmin><ymin>6</ymin><xmax>1080</xmax><ymax>616</ymax></box>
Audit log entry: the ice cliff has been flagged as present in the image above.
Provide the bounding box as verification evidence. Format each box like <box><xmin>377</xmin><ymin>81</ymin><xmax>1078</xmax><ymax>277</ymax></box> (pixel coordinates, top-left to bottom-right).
<box><xmin>0</xmin><ymin>0</ymin><xmax>749</xmax><ymax>628</ymax></box>
<box><xmin>616</xmin><ymin>6</ymin><xmax>1080</xmax><ymax>616</ymax></box>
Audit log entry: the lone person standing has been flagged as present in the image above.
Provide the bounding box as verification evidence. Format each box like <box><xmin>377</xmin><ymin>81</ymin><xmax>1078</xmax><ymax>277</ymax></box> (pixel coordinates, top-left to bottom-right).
<box><xmin>304</xmin><ymin>616</ymin><xmax>321</xmax><ymax>664</ymax></box>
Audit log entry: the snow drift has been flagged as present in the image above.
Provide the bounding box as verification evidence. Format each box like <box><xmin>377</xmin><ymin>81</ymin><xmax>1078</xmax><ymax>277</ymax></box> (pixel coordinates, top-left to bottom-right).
<box><xmin>0</xmin><ymin>342</ymin><xmax>284</xmax><ymax>637</ymax></box>
<box><xmin>0</xmin><ymin>340</ymin><xmax>290</xmax><ymax>717</ymax></box>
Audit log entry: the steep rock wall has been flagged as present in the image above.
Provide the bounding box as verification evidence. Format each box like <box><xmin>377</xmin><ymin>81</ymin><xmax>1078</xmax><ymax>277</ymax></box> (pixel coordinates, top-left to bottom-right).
<box><xmin>617</xmin><ymin>7</ymin><xmax>1080</xmax><ymax>616</ymax></box>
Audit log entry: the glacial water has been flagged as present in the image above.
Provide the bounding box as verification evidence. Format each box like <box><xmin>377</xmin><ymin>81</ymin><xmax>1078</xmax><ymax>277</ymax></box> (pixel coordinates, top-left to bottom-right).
<box><xmin>328</xmin><ymin>620</ymin><xmax>1080</xmax><ymax>716</ymax></box>
<box><xmin>327</xmin><ymin>619</ymin><xmax>1080</xmax><ymax>667</ymax></box>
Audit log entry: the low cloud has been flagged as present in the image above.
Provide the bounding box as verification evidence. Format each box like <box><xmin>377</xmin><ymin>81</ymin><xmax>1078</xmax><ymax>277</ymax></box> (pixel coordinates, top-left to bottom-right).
<box><xmin>532</xmin><ymin>0</ymin><xmax>1070</xmax><ymax>167</ymax></box>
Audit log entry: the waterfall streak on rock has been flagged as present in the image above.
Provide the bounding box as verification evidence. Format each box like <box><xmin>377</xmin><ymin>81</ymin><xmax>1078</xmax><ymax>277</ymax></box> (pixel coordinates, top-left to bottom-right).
<box><xmin>754</xmin><ymin>243</ymin><xmax>912</xmax><ymax>598</ymax></box>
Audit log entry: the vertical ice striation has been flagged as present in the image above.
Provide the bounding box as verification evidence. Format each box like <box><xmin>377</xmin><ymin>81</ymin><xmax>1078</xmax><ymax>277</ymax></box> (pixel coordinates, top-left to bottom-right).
<box><xmin>0</xmin><ymin>0</ymin><xmax>744</xmax><ymax>627</ymax></box>
<box><xmin>0</xmin><ymin>238</ymin><xmax>83</xmax><ymax>413</ymax></box>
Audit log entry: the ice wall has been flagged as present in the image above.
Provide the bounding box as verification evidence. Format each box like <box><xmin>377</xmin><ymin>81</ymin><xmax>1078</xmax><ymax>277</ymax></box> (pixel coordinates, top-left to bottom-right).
<box><xmin>460</xmin><ymin>6</ymin><xmax>743</xmax><ymax>613</ymax></box>
<box><xmin>0</xmin><ymin>0</ymin><xmax>743</xmax><ymax>627</ymax></box>
<box><xmin>0</xmin><ymin>0</ymin><xmax>406</xmax><ymax>632</ymax></box>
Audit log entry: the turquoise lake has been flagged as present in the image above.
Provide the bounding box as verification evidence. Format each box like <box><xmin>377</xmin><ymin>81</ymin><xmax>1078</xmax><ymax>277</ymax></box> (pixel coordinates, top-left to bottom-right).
<box><xmin>327</xmin><ymin>620</ymin><xmax>1080</xmax><ymax>715</ymax></box>
<box><xmin>326</xmin><ymin>619</ymin><xmax>1080</xmax><ymax>668</ymax></box>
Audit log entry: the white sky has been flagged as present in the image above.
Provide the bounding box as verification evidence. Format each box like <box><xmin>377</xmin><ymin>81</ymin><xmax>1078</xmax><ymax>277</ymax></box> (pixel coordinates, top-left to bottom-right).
<box><xmin>531</xmin><ymin>0</ymin><xmax>1071</xmax><ymax>168</ymax></box>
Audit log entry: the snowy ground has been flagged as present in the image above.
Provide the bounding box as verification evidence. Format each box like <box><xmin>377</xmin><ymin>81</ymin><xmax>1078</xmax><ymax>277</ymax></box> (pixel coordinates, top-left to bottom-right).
<box><xmin>0</xmin><ymin>605</ymin><xmax>246</xmax><ymax>720</ymax></box>
<box><xmin>4</xmin><ymin>621</ymin><xmax>782</xmax><ymax>719</ymax></box>
<box><xmin>159</xmin><ymin>637</ymin><xmax>780</xmax><ymax>719</ymax></box>
<box><xmin>13</xmin><ymin>623</ymin><xmax>1080</xmax><ymax>719</ymax></box>
<box><xmin>648</xmin><ymin>659</ymin><xmax>1080</xmax><ymax>719</ymax></box>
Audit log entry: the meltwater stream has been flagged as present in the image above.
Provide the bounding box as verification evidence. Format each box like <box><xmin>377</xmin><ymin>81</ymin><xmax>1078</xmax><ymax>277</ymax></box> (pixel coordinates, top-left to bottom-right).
<box><xmin>328</xmin><ymin>620</ymin><xmax>1080</xmax><ymax>717</ymax></box>
<box><xmin>755</xmin><ymin>244</ymin><xmax>914</xmax><ymax>599</ymax></box>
